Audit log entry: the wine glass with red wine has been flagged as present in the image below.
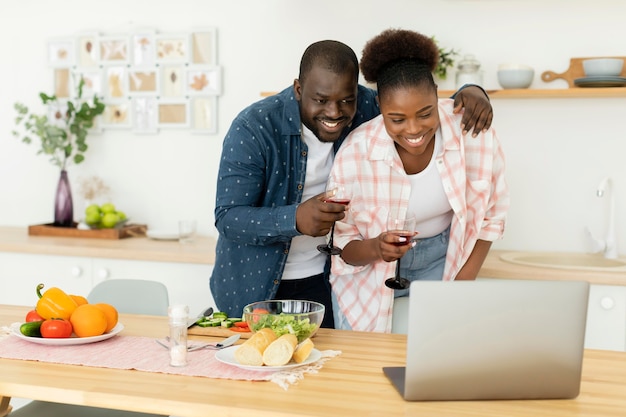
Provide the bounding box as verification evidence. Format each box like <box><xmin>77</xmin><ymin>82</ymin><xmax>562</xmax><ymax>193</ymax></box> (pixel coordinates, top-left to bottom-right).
<box><xmin>317</xmin><ymin>180</ymin><xmax>350</xmax><ymax>256</ymax></box>
<box><xmin>384</xmin><ymin>209</ymin><xmax>417</xmax><ymax>290</ymax></box>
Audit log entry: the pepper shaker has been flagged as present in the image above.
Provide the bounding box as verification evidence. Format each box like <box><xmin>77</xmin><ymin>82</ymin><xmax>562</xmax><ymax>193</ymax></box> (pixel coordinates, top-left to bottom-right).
<box><xmin>168</xmin><ymin>304</ymin><xmax>189</xmax><ymax>367</ymax></box>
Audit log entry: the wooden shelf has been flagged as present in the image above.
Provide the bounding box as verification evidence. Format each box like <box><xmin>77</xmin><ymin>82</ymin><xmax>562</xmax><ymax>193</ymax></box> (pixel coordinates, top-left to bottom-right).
<box><xmin>262</xmin><ymin>88</ymin><xmax>626</xmax><ymax>99</ymax></box>
<box><xmin>439</xmin><ymin>88</ymin><xmax>626</xmax><ymax>99</ymax></box>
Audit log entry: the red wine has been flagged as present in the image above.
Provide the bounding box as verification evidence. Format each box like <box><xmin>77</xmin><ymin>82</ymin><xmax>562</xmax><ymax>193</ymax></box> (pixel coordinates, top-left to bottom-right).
<box><xmin>324</xmin><ymin>198</ymin><xmax>351</xmax><ymax>206</ymax></box>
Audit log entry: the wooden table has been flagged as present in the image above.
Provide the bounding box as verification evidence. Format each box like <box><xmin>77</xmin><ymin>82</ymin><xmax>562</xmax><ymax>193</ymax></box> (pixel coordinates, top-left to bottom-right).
<box><xmin>2</xmin><ymin>305</ymin><xmax>626</xmax><ymax>417</ymax></box>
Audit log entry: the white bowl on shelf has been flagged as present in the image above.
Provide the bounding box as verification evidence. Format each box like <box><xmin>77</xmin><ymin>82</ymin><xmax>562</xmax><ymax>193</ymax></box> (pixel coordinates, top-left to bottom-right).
<box><xmin>582</xmin><ymin>58</ymin><xmax>624</xmax><ymax>77</ymax></box>
<box><xmin>497</xmin><ymin>64</ymin><xmax>534</xmax><ymax>89</ymax></box>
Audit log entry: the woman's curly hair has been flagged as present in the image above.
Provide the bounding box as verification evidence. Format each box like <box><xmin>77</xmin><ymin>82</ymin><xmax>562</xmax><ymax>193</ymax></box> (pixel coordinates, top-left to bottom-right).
<box><xmin>360</xmin><ymin>29</ymin><xmax>439</xmax><ymax>99</ymax></box>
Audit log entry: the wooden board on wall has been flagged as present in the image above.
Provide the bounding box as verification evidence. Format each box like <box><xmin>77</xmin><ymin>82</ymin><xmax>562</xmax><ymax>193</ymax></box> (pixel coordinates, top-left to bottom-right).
<box><xmin>541</xmin><ymin>56</ymin><xmax>626</xmax><ymax>88</ymax></box>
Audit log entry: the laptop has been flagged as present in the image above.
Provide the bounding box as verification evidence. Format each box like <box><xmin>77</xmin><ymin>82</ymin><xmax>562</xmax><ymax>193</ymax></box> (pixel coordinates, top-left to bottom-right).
<box><xmin>383</xmin><ymin>279</ymin><xmax>590</xmax><ymax>401</ymax></box>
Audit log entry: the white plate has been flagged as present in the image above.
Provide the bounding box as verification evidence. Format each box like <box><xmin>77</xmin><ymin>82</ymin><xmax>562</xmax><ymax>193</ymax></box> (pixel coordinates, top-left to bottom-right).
<box><xmin>215</xmin><ymin>345</ymin><xmax>321</xmax><ymax>371</ymax></box>
<box><xmin>146</xmin><ymin>230</ymin><xmax>179</xmax><ymax>241</ymax></box>
<box><xmin>11</xmin><ymin>323</ymin><xmax>124</xmax><ymax>345</ymax></box>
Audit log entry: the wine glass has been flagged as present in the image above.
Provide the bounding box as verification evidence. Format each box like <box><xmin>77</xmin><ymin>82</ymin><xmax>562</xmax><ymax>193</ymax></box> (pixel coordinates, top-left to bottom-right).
<box><xmin>384</xmin><ymin>209</ymin><xmax>417</xmax><ymax>290</ymax></box>
<box><xmin>317</xmin><ymin>180</ymin><xmax>350</xmax><ymax>256</ymax></box>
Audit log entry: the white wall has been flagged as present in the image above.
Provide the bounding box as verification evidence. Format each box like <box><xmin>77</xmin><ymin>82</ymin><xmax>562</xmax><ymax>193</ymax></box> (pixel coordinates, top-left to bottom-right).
<box><xmin>1</xmin><ymin>0</ymin><xmax>625</xmax><ymax>254</ymax></box>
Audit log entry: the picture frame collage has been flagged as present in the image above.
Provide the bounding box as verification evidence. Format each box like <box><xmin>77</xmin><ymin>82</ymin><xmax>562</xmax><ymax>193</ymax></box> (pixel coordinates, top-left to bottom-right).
<box><xmin>47</xmin><ymin>28</ymin><xmax>220</xmax><ymax>134</ymax></box>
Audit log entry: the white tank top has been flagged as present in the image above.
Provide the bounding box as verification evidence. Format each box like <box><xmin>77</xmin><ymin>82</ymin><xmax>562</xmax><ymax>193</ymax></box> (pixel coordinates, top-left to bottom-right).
<box><xmin>407</xmin><ymin>129</ymin><xmax>453</xmax><ymax>238</ymax></box>
<box><xmin>282</xmin><ymin>125</ymin><xmax>333</xmax><ymax>280</ymax></box>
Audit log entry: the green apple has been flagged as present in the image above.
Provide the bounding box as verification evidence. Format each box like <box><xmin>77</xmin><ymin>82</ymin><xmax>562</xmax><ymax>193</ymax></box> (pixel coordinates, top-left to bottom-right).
<box><xmin>101</xmin><ymin>212</ymin><xmax>120</xmax><ymax>228</ymax></box>
<box><xmin>85</xmin><ymin>204</ymin><xmax>101</xmax><ymax>216</ymax></box>
<box><xmin>101</xmin><ymin>203</ymin><xmax>116</xmax><ymax>214</ymax></box>
<box><xmin>116</xmin><ymin>211</ymin><xmax>127</xmax><ymax>221</ymax></box>
<box><xmin>85</xmin><ymin>211</ymin><xmax>102</xmax><ymax>226</ymax></box>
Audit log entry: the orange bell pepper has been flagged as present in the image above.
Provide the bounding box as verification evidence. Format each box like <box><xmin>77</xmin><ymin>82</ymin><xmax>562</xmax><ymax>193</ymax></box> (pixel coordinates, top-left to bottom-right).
<box><xmin>35</xmin><ymin>283</ymin><xmax>78</xmax><ymax>320</ymax></box>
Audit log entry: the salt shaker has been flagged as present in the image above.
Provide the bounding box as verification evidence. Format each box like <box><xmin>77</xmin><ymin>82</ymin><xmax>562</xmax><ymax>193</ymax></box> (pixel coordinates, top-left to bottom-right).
<box><xmin>168</xmin><ymin>304</ymin><xmax>189</xmax><ymax>367</ymax></box>
<box><xmin>455</xmin><ymin>54</ymin><xmax>483</xmax><ymax>89</ymax></box>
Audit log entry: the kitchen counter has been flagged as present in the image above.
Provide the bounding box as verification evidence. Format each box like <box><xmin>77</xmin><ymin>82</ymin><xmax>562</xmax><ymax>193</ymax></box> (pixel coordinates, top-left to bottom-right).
<box><xmin>1</xmin><ymin>226</ymin><xmax>625</xmax><ymax>285</ymax></box>
<box><xmin>0</xmin><ymin>226</ymin><xmax>215</xmax><ymax>264</ymax></box>
<box><xmin>481</xmin><ymin>250</ymin><xmax>626</xmax><ymax>286</ymax></box>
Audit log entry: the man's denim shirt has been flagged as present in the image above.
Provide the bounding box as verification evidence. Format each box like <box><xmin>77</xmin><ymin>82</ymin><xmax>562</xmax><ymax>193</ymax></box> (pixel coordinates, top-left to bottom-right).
<box><xmin>210</xmin><ymin>85</ymin><xmax>380</xmax><ymax>317</ymax></box>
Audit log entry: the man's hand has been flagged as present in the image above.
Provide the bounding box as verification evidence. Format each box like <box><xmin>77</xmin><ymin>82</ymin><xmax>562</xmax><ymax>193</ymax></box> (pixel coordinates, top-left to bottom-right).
<box><xmin>453</xmin><ymin>86</ymin><xmax>493</xmax><ymax>137</ymax></box>
<box><xmin>296</xmin><ymin>192</ymin><xmax>347</xmax><ymax>237</ymax></box>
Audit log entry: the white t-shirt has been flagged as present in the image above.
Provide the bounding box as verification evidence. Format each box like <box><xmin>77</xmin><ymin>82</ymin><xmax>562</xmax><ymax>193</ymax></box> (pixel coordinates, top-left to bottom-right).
<box><xmin>282</xmin><ymin>125</ymin><xmax>334</xmax><ymax>280</ymax></box>
<box><xmin>407</xmin><ymin>129</ymin><xmax>453</xmax><ymax>238</ymax></box>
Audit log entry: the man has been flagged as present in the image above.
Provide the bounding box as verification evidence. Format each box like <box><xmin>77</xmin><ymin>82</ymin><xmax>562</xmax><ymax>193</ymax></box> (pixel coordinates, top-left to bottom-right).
<box><xmin>210</xmin><ymin>40</ymin><xmax>493</xmax><ymax>327</ymax></box>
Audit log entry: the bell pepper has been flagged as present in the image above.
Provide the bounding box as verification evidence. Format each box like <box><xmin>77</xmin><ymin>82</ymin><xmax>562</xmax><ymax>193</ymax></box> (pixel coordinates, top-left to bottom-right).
<box><xmin>35</xmin><ymin>283</ymin><xmax>78</xmax><ymax>320</ymax></box>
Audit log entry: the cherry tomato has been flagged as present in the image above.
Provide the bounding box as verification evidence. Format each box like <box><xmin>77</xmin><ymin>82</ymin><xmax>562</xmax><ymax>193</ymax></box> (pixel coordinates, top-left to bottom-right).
<box><xmin>40</xmin><ymin>319</ymin><xmax>73</xmax><ymax>338</ymax></box>
<box><xmin>25</xmin><ymin>310</ymin><xmax>44</xmax><ymax>322</ymax></box>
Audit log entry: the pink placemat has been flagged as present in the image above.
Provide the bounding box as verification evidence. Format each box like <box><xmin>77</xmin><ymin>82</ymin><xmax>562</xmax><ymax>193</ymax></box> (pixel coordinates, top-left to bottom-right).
<box><xmin>0</xmin><ymin>326</ymin><xmax>340</xmax><ymax>389</ymax></box>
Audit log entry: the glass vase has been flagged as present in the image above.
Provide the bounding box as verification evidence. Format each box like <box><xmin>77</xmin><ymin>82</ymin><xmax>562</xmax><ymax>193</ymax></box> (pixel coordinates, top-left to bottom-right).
<box><xmin>54</xmin><ymin>169</ymin><xmax>74</xmax><ymax>227</ymax></box>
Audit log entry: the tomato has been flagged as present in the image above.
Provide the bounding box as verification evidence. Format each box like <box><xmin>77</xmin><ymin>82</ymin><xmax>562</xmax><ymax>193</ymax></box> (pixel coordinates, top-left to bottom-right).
<box><xmin>25</xmin><ymin>309</ymin><xmax>44</xmax><ymax>322</ymax></box>
<box><xmin>234</xmin><ymin>321</ymin><xmax>250</xmax><ymax>328</ymax></box>
<box><xmin>40</xmin><ymin>319</ymin><xmax>73</xmax><ymax>338</ymax></box>
<box><xmin>229</xmin><ymin>326</ymin><xmax>251</xmax><ymax>332</ymax></box>
<box><xmin>251</xmin><ymin>308</ymin><xmax>269</xmax><ymax>323</ymax></box>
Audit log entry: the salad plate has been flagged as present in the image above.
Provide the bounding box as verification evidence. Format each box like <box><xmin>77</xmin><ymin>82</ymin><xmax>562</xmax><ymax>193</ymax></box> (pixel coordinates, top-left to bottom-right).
<box><xmin>215</xmin><ymin>345</ymin><xmax>321</xmax><ymax>371</ymax></box>
<box><xmin>146</xmin><ymin>230</ymin><xmax>179</xmax><ymax>241</ymax></box>
<box><xmin>11</xmin><ymin>323</ymin><xmax>124</xmax><ymax>346</ymax></box>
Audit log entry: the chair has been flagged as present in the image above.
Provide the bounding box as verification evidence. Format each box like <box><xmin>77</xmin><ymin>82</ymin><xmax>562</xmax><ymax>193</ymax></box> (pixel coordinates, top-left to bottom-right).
<box><xmin>87</xmin><ymin>279</ymin><xmax>170</xmax><ymax>316</ymax></box>
<box><xmin>391</xmin><ymin>296</ymin><xmax>409</xmax><ymax>334</ymax></box>
<box><xmin>9</xmin><ymin>279</ymin><xmax>170</xmax><ymax>417</ymax></box>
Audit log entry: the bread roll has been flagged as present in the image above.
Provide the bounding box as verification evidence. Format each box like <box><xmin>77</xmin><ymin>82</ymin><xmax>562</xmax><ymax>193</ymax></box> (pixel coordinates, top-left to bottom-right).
<box><xmin>262</xmin><ymin>334</ymin><xmax>298</xmax><ymax>366</ymax></box>
<box><xmin>292</xmin><ymin>338</ymin><xmax>315</xmax><ymax>363</ymax></box>
<box><xmin>234</xmin><ymin>328</ymin><xmax>277</xmax><ymax>366</ymax></box>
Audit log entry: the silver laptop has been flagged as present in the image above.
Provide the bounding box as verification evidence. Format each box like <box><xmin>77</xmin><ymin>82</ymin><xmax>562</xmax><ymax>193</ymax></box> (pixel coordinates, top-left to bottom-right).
<box><xmin>383</xmin><ymin>279</ymin><xmax>590</xmax><ymax>401</ymax></box>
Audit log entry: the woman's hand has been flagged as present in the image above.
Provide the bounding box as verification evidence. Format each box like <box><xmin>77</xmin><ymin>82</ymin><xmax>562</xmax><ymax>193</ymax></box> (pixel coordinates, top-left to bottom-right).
<box><xmin>377</xmin><ymin>232</ymin><xmax>417</xmax><ymax>262</ymax></box>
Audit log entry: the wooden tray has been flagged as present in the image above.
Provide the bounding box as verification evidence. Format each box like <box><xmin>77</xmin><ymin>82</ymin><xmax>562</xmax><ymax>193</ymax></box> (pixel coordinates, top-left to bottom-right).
<box><xmin>28</xmin><ymin>223</ymin><xmax>147</xmax><ymax>239</ymax></box>
<box><xmin>541</xmin><ymin>56</ymin><xmax>626</xmax><ymax>88</ymax></box>
<box><xmin>188</xmin><ymin>325</ymin><xmax>252</xmax><ymax>339</ymax></box>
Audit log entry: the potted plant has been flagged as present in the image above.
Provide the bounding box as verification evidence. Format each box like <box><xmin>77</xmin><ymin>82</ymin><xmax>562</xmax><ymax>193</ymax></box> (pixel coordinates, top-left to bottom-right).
<box><xmin>12</xmin><ymin>78</ymin><xmax>106</xmax><ymax>227</ymax></box>
<box><xmin>431</xmin><ymin>36</ymin><xmax>458</xmax><ymax>80</ymax></box>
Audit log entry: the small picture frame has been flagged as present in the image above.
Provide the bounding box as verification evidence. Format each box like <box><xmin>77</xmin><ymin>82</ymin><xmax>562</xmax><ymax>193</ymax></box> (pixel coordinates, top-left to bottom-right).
<box><xmin>190</xmin><ymin>96</ymin><xmax>217</xmax><ymax>134</ymax></box>
<box><xmin>73</xmin><ymin>68</ymin><xmax>103</xmax><ymax>98</ymax></box>
<box><xmin>103</xmin><ymin>66</ymin><xmax>128</xmax><ymax>99</ymax></box>
<box><xmin>76</xmin><ymin>32</ymin><xmax>99</xmax><ymax>67</ymax></box>
<box><xmin>191</xmin><ymin>28</ymin><xmax>217</xmax><ymax>65</ymax></box>
<box><xmin>47</xmin><ymin>100</ymin><xmax>69</xmax><ymax>128</ymax></box>
<box><xmin>128</xmin><ymin>69</ymin><xmax>159</xmax><ymax>96</ymax></box>
<box><xmin>47</xmin><ymin>38</ymin><xmax>76</xmax><ymax>67</ymax></box>
<box><xmin>160</xmin><ymin>65</ymin><xmax>184</xmax><ymax>98</ymax></box>
<box><xmin>155</xmin><ymin>34</ymin><xmax>189</xmax><ymax>64</ymax></box>
<box><xmin>131</xmin><ymin>30</ymin><xmax>156</xmax><ymax>67</ymax></box>
<box><xmin>54</xmin><ymin>68</ymin><xmax>72</xmax><ymax>98</ymax></box>
<box><xmin>99</xmin><ymin>36</ymin><xmax>130</xmax><ymax>65</ymax></box>
<box><xmin>131</xmin><ymin>97</ymin><xmax>158</xmax><ymax>134</ymax></box>
<box><xmin>185</xmin><ymin>65</ymin><xmax>221</xmax><ymax>96</ymax></box>
<box><xmin>157</xmin><ymin>100</ymin><xmax>189</xmax><ymax>128</ymax></box>
<box><xmin>101</xmin><ymin>100</ymin><xmax>131</xmax><ymax>128</ymax></box>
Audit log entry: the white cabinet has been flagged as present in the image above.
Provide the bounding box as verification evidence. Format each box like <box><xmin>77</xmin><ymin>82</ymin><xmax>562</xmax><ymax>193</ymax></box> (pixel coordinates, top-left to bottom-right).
<box><xmin>0</xmin><ymin>252</ymin><xmax>215</xmax><ymax>315</ymax></box>
<box><xmin>0</xmin><ymin>252</ymin><xmax>94</xmax><ymax>307</ymax></box>
<box><xmin>585</xmin><ymin>284</ymin><xmax>626</xmax><ymax>351</ymax></box>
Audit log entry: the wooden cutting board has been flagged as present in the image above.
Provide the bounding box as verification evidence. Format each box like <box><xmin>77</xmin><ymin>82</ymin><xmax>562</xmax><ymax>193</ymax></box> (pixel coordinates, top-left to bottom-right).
<box><xmin>541</xmin><ymin>56</ymin><xmax>626</xmax><ymax>88</ymax></box>
<box><xmin>187</xmin><ymin>325</ymin><xmax>252</xmax><ymax>339</ymax></box>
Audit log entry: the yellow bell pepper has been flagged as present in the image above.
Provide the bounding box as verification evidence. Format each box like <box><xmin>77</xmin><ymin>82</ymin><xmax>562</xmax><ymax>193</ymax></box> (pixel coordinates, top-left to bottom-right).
<box><xmin>35</xmin><ymin>283</ymin><xmax>78</xmax><ymax>320</ymax></box>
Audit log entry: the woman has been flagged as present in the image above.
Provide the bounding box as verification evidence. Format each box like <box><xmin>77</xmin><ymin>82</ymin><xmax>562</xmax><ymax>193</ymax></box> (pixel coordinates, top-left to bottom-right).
<box><xmin>329</xmin><ymin>29</ymin><xmax>509</xmax><ymax>332</ymax></box>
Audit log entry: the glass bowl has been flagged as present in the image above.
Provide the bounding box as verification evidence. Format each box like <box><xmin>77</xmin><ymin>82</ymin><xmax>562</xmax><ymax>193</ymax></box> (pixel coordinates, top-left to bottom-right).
<box><xmin>242</xmin><ymin>300</ymin><xmax>324</xmax><ymax>343</ymax></box>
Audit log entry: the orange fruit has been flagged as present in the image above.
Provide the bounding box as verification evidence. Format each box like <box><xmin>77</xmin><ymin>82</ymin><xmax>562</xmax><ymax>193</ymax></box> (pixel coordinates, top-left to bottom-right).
<box><xmin>93</xmin><ymin>303</ymin><xmax>119</xmax><ymax>333</ymax></box>
<box><xmin>70</xmin><ymin>294</ymin><xmax>89</xmax><ymax>306</ymax></box>
<box><xmin>70</xmin><ymin>304</ymin><xmax>107</xmax><ymax>337</ymax></box>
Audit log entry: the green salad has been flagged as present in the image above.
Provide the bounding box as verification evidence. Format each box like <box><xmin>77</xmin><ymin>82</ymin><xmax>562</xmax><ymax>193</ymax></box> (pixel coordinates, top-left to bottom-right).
<box><xmin>249</xmin><ymin>313</ymin><xmax>318</xmax><ymax>343</ymax></box>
